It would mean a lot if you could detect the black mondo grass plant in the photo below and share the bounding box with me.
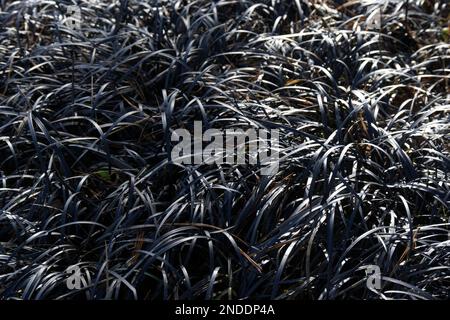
[0,0,448,300]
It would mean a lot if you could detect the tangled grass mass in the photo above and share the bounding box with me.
[0,0,449,300]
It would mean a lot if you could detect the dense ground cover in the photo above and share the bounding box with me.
[0,0,449,299]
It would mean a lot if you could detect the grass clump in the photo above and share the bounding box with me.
[0,0,449,299]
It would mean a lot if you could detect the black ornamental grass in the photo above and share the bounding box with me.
[0,0,449,299]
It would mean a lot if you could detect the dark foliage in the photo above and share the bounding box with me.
[0,0,449,299]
